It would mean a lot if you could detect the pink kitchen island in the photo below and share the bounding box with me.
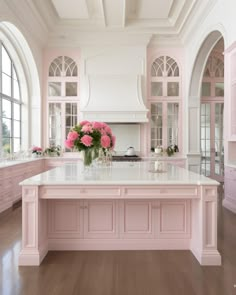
[18,161,221,266]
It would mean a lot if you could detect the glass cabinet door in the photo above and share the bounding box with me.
[150,103,163,149]
[200,102,224,181]
[167,103,179,146]
[49,103,62,146]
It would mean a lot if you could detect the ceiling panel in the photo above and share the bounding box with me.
[136,0,174,19]
[51,0,89,19]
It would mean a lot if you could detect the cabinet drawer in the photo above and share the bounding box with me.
[124,186,198,199]
[40,186,121,199]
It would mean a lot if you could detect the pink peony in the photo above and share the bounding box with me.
[105,126,112,134]
[100,122,107,128]
[32,146,42,152]
[80,120,90,126]
[101,135,111,148]
[92,121,102,129]
[67,131,79,141]
[100,129,106,135]
[111,135,116,149]
[82,124,93,133]
[65,139,74,149]
[81,135,93,147]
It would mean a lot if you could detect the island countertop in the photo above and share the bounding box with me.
[20,161,219,186]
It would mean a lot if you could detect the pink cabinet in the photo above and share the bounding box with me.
[45,199,190,243]
[83,200,119,239]
[157,200,190,239]
[0,160,44,214]
[224,166,236,213]
[48,200,83,239]
[120,200,155,239]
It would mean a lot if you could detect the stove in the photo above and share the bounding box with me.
[112,155,142,162]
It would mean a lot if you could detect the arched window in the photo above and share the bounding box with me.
[47,55,79,150]
[150,55,181,151]
[0,43,21,154]
[49,56,78,77]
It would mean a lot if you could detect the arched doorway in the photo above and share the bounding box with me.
[188,31,225,177]
[200,38,224,181]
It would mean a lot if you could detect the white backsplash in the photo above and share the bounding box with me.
[109,124,140,154]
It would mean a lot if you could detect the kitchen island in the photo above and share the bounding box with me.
[19,161,221,266]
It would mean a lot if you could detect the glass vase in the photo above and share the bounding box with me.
[83,149,94,167]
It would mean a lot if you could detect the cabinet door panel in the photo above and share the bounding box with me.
[120,200,154,239]
[84,200,118,238]
[157,200,190,238]
[48,200,83,238]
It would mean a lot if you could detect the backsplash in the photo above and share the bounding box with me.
[109,124,140,154]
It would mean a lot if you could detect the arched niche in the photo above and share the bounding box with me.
[0,21,41,149]
[188,30,224,172]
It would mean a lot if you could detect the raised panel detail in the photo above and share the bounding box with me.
[158,201,190,238]
[84,200,118,238]
[204,201,216,248]
[48,200,82,238]
[24,202,36,248]
[120,200,154,239]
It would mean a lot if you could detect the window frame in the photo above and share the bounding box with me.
[0,42,22,155]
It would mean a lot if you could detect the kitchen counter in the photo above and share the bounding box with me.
[20,161,218,186]
[19,161,221,267]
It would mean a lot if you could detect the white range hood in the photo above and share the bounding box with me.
[81,74,148,123]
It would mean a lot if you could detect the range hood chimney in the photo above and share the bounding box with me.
[81,74,148,123]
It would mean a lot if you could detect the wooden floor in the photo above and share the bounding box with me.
[1,190,236,295]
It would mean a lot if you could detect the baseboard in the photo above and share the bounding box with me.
[19,244,48,266]
[191,247,222,265]
[48,238,190,251]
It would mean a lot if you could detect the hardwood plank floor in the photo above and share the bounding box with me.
[1,191,236,295]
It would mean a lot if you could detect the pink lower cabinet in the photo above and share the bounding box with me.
[157,200,190,239]
[120,200,154,239]
[83,200,119,239]
[19,183,221,266]
[48,200,83,240]
[223,166,236,213]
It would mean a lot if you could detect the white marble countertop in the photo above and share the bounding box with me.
[20,161,219,186]
[143,154,187,161]
[0,157,43,168]
[0,156,83,169]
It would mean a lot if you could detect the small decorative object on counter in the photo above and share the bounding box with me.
[65,121,115,167]
[44,144,61,157]
[174,145,179,152]
[31,146,43,157]
[166,145,175,157]
[154,146,163,155]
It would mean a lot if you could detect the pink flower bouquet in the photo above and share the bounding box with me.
[31,146,43,155]
[65,121,116,166]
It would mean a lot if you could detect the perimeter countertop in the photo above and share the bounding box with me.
[20,161,219,186]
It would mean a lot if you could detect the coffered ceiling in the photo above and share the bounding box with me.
[30,0,216,45]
